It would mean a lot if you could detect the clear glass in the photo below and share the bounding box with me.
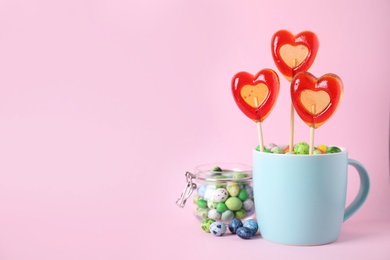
[192,163,255,223]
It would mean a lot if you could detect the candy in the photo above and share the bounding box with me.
[213,188,229,202]
[291,72,343,129]
[238,190,248,201]
[317,144,328,153]
[209,222,227,236]
[228,218,243,234]
[196,208,209,219]
[236,227,253,239]
[257,143,342,155]
[207,199,217,209]
[294,142,309,154]
[225,197,243,211]
[221,210,234,222]
[226,183,240,197]
[197,199,207,208]
[326,146,342,153]
[208,209,221,220]
[271,30,319,81]
[243,219,259,236]
[235,209,246,219]
[242,199,254,211]
[197,185,207,198]
[232,171,248,179]
[232,69,280,122]
[201,218,216,233]
[216,202,227,213]
[203,186,216,201]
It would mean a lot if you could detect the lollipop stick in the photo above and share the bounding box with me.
[254,97,264,152]
[289,59,298,152]
[309,104,316,155]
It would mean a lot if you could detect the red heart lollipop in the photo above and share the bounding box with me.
[232,69,280,122]
[291,72,343,129]
[271,30,319,81]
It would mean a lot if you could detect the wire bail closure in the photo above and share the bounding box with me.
[176,172,197,207]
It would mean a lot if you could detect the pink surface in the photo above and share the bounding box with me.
[0,0,389,259]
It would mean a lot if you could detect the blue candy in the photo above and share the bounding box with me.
[236,227,253,239]
[228,218,243,234]
[243,219,258,236]
[197,184,207,198]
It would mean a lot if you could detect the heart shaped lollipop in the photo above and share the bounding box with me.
[271,30,319,81]
[232,69,280,122]
[291,72,343,129]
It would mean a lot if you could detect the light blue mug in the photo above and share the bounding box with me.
[252,148,370,245]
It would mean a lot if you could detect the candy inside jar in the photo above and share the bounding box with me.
[177,163,255,223]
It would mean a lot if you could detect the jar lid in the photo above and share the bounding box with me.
[193,163,252,182]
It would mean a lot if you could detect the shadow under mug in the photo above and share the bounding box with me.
[252,148,370,246]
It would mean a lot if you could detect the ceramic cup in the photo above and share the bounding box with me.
[252,148,369,245]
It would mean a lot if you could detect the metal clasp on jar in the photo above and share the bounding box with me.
[176,172,197,207]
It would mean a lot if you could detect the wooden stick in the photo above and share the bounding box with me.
[254,97,264,152]
[309,104,316,155]
[289,58,297,152]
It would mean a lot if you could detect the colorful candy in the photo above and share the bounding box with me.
[271,30,319,81]
[194,166,255,222]
[257,142,342,155]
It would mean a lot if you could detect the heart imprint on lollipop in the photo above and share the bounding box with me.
[291,72,343,128]
[279,44,309,68]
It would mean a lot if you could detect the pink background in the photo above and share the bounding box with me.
[0,0,389,259]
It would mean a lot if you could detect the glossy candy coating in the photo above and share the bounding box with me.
[243,219,259,236]
[232,69,280,122]
[228,218,243,234]
[236,227,253,239]
[271,30,319,81]
[291,72,343,129]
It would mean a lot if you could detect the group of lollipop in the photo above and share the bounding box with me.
[232,30,344,154]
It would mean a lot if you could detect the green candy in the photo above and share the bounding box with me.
[256,146,271,153]
[197,199,207,208]
[196,208,209,219]
[294,142,309,154]
[201,218,216,233]
[216,202,227,213]
[238,189,248,201]
[235,209,246,219]
[211,166,222,172]
[326,146,342,153]
[225,197,243,211]
[232,171,248,179]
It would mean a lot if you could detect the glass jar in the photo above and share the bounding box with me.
[176,163,255,223]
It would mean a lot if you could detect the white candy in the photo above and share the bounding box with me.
[208,209,221,220]
[203,186,216,201]
[209,221,227,236]
[243,198,254,211]
[213,188,228,202]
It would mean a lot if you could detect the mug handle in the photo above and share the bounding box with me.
[343,159,370,222]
